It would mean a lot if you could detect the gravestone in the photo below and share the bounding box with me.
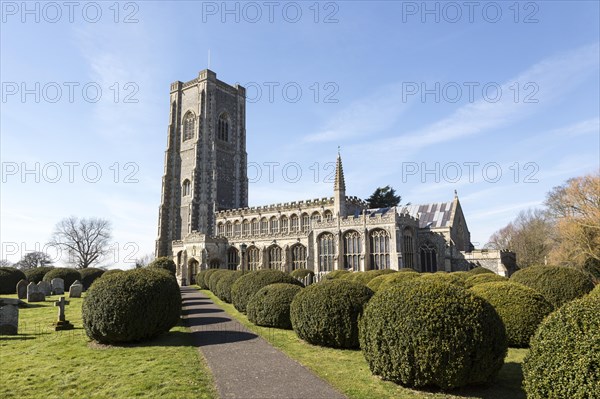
[27,282,45,302]
[0,305,19,335]
[53,297,74,331]
[69,281,83,298]
[51,278,64,295]
[38,280,52,296]
[16,279,28,300]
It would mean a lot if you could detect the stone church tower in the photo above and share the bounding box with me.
[155,70,248,257]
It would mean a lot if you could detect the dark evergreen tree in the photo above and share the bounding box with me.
[366,186,402,208]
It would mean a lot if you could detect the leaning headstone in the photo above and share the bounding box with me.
[68,281,83,298]
[51,278,64,295]
[27,282,45,302]
[0,305,19,335]
[16,279,28,299]
[53,297,74,331]
[37,280,52,296]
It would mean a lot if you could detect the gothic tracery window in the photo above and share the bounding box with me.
[420,243,438,273]
[291,244,307,270]
[218,113,229,142]
[251,218,259,235]
[227,247,239,270]
[343,231,361,271]
[268,245,283,270]
[403,228,414,269]
[280,216,288,234]
[301,214,310,232]
[290,214,299,233]
[182,179,191,196]
[260,217,268,235]
[318,233,335,272]
[247,246,260,270]
[270,216,279,234]
[242,220,250,236]
[370,229,390,270]
[183,112,195,141]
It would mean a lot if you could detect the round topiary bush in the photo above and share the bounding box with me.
[510,266,595,308]
[359,279,507,390]
[102,269,123,277]
[467,266,495,275]
[232,270,304,313]
[464,273,507,288]
[0,267,27,294]
[290,279,373,348]
[348,269,396,285]
[82,268,181,344]
[324,269,351,280]
[470,281,553,347]
[214,271,246,303]
[377,271,422,292]
[247,283,303,329]
[79,268,105,290]
[290,268,315,279]
[24,266,55,284]
[451,271,471,281]
[208,270,231,293]
[523,295,600,399]
[147,257,176,276]
[589,284,600,297]
[200,269,220,290]
[42,267,82,289]
[421,272,466,287]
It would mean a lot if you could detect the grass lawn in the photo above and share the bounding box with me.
[0,293,217,399]
[199,288,528,399]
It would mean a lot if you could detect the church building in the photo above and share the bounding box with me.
[155,70,515,285]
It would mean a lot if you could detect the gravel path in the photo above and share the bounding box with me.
[180,286,347,399]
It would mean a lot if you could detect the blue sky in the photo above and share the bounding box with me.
[1,1,599,266]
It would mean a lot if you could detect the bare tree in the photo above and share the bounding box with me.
[15,251,53,270]
[49,217,112,269]
[135,253,155,269]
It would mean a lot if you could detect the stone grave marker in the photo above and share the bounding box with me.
[38,280,52,296]
[27,282,45,302]
[0,305,19,335]
[51,278,64,295]
[53,297,74,331]
[69,281,83,298]
[16,279,28,299]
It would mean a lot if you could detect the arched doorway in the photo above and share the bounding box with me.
[188,258,199,285]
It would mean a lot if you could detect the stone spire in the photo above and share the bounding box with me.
[334,147,346,191]
[334,149,347,217]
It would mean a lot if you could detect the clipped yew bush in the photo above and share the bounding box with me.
[290,268,314,279]
[196,270,210,289]
[232,270,303,313]
[377,271,421,292]
[324,269,350,280]
[290,279,373,348]
[589,284,600,297]
[82,268,181,344]
[467,266,495,275]
[208,269,231,293]
[348,269,396,285]
[464,273,507,288]
[510,266,594,308]
[43,267,82,289]
[24,266,54,284]
[147,257,176,276]
[471,281,553,347]
[0,267,27,294]
[359,279,507,390]
[102,269,123,277]
[451,271,470,281]
[79,268,105,290]
[247,283,303,329]
[214,271,246,303]
[421,272,466,287]
[523,294,600,399]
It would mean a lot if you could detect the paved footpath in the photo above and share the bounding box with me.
[180,286,347,399]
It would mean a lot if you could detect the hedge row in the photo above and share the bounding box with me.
[231,270,303,313]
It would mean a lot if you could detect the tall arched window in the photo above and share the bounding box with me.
[311,212,321,227]
[268,245,283,270]
[217,222,224,237]
[227,247,239,270]
[225,222,232,237]
[318,233,335,272]
[370,229,390,270]
[242,220,250,236]
[218,113,229,142]
[269,216,279,234]
[182,179,191,196]
[291,244,307,270]
[247,246,260,270]
[324,210,333,222]
[209,259,220,269]
[343,231,361,271]
[290,214,299,233]
[420,243,437,273]
[233,221,241,237]
[260,217,268,235]
[403,228,414,269]
[183,112,195,141]
[301,213,310,232]
[251,218,259,235]
[280,216,288,234]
